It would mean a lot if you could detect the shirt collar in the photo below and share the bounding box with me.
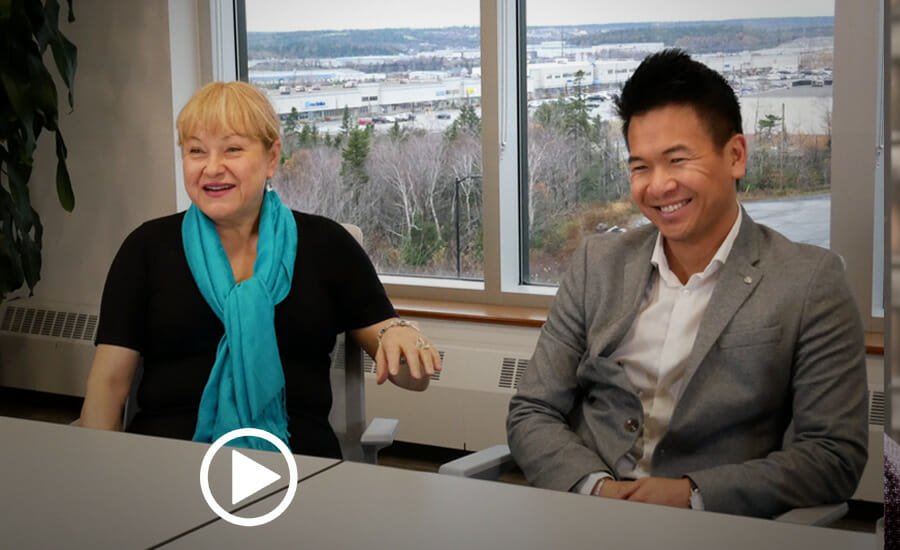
[651,204,743,288]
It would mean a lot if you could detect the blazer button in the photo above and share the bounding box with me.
[625,418,640,432]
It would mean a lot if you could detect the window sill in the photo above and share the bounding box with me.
[391,297,547,328]
[865,332,884,355]
[392,297,886,356]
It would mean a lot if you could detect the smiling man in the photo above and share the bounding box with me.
[506,49,868,518]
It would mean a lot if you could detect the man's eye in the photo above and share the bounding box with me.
[630,165,647,173]
[671,157,686,164]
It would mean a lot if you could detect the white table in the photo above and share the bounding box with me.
[162,459,877,550]
[0,416,339,549]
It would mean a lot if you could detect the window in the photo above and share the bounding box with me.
[244,0,483,281]
[521,1,836,285]
[231,0,883,329]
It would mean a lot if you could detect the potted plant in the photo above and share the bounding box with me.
[0,0,77,301]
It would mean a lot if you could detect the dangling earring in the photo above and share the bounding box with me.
[265,178,273,192]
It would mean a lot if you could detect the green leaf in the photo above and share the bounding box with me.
[20,208,42,291]
[36,0,57,52]
[48,30,76,109]
[55,132,74,211]
[30,55,59,129]
[0,0,77,300]
[0,244,25,298]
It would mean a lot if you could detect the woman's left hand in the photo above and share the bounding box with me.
[352,318,442,391]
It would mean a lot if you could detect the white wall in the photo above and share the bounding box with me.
[25,1,179,307]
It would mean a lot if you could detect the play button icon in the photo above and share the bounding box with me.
[199,428,299,527]
[231,450,282,504]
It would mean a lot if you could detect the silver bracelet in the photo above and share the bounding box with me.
[377,319,419,345]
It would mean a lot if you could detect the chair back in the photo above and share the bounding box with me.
[328,223,368,461]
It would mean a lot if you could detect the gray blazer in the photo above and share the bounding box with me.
[507,210,868,518]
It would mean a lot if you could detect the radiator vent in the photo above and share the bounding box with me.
[0,305,98,341]
[870,390,885,426]
[432,350,445,381]
[498,357,529,389]
[332,338,347,368]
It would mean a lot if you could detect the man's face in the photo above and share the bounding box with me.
[627,104,746,256]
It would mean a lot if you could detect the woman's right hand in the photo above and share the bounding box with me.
[79,344,141,431]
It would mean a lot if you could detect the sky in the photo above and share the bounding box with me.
[245,0,834,33]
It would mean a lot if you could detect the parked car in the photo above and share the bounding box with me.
[436,113,451,120]
[358,118,373,125]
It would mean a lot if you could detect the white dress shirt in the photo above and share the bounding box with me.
[576,207,743,508]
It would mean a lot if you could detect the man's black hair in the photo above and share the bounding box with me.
[614,48,742,149]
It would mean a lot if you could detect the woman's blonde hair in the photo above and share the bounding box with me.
[176,81,281,150]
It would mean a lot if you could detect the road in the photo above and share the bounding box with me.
[742,193,830,249]
[630,193,831,249]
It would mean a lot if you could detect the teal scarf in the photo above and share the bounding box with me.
[183,190,297,451]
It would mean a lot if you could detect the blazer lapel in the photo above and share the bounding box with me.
[610,228,657,349]
[679,210,763,389]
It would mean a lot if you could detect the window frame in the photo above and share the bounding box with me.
[216,0,882,329]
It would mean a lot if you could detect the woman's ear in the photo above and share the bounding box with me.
[267,139,282,177]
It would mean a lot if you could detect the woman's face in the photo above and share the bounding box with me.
[181,129,280,228]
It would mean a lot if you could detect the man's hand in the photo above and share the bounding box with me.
[595,479,635,499]
[595,477,691,508]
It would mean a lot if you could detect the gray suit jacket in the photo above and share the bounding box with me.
[507,210,868,518]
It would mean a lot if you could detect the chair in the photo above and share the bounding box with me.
[439,444,848,526]
[328,330,398,463]
[331,223,399,464]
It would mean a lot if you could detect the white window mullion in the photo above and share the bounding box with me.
[210,0,238,82]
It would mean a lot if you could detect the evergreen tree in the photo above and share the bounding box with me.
[563,70,591,140]
[284,107,301,136]
[340,106,352,136]
[388,120,407,142]
[445,104,481,141]
[341,127,370,187]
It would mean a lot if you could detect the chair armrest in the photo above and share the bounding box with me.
[438,444,514,480]
[360,417,399,464]
[774,502,848,526]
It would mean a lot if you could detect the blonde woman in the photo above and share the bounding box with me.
[80,81,439,457]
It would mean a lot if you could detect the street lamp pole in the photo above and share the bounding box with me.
[454,176,462,279]
[453,174,481,279]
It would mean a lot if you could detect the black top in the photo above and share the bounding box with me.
[96,211,396,458]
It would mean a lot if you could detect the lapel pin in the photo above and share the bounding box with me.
[743,276,753,284]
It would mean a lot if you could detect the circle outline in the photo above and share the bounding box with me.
[199,428,298,527]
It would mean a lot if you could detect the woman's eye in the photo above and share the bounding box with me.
[226,146,242,153]
[189,148,203,154]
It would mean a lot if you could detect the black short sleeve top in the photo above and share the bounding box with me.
[96,211,396,458]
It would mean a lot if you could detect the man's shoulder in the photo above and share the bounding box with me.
[752,221,838,267]
[581,223,657,258]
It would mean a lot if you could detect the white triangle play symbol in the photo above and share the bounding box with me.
[231,449,282,505]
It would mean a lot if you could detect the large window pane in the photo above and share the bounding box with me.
[244,1,483,280]
[522,1,835,285]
